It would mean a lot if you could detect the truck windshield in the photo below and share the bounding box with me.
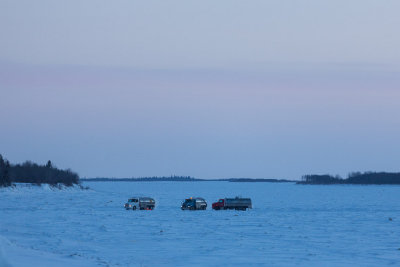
[219,199,223,203]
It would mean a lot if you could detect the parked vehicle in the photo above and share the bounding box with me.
[181,197,207,210]
[212,197,252,210]
[124,197,155,210]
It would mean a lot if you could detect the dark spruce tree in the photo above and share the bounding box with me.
[46,160,52,168]
[0,154,12,187]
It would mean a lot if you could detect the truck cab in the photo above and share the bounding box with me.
[125,198,139,210]
[212,199,225,210]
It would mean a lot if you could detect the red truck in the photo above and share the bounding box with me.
[212,197,252,211]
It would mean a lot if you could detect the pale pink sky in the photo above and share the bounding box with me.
[1,1,400,178]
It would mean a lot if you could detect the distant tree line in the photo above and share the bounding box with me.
[298,172,400,185]
[226,178,292,183]
[0,154,79,187]
[81,176,201,182]
[81,177,294,183]
[299,174,343,184]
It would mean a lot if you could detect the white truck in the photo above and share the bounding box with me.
[124,197,155,210]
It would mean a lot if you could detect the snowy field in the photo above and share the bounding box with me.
[1,181,400,266]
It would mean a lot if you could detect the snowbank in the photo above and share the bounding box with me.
[0,236,12,267]
[0,235,96,267]
[0,183,89,193]
[1,181,399,266]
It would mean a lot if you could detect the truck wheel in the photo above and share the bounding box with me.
[133,206,136,210]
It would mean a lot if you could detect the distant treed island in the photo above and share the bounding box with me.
[298,172,400,185]
[0,154,80,187]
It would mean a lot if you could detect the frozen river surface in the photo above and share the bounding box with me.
[1,181,400,266]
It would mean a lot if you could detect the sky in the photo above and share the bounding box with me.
[1,0,400,179]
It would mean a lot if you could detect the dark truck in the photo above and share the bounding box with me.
[212,197,252,210]
[181,197,207,210]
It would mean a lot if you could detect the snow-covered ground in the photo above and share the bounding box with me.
[1,182,400,266]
